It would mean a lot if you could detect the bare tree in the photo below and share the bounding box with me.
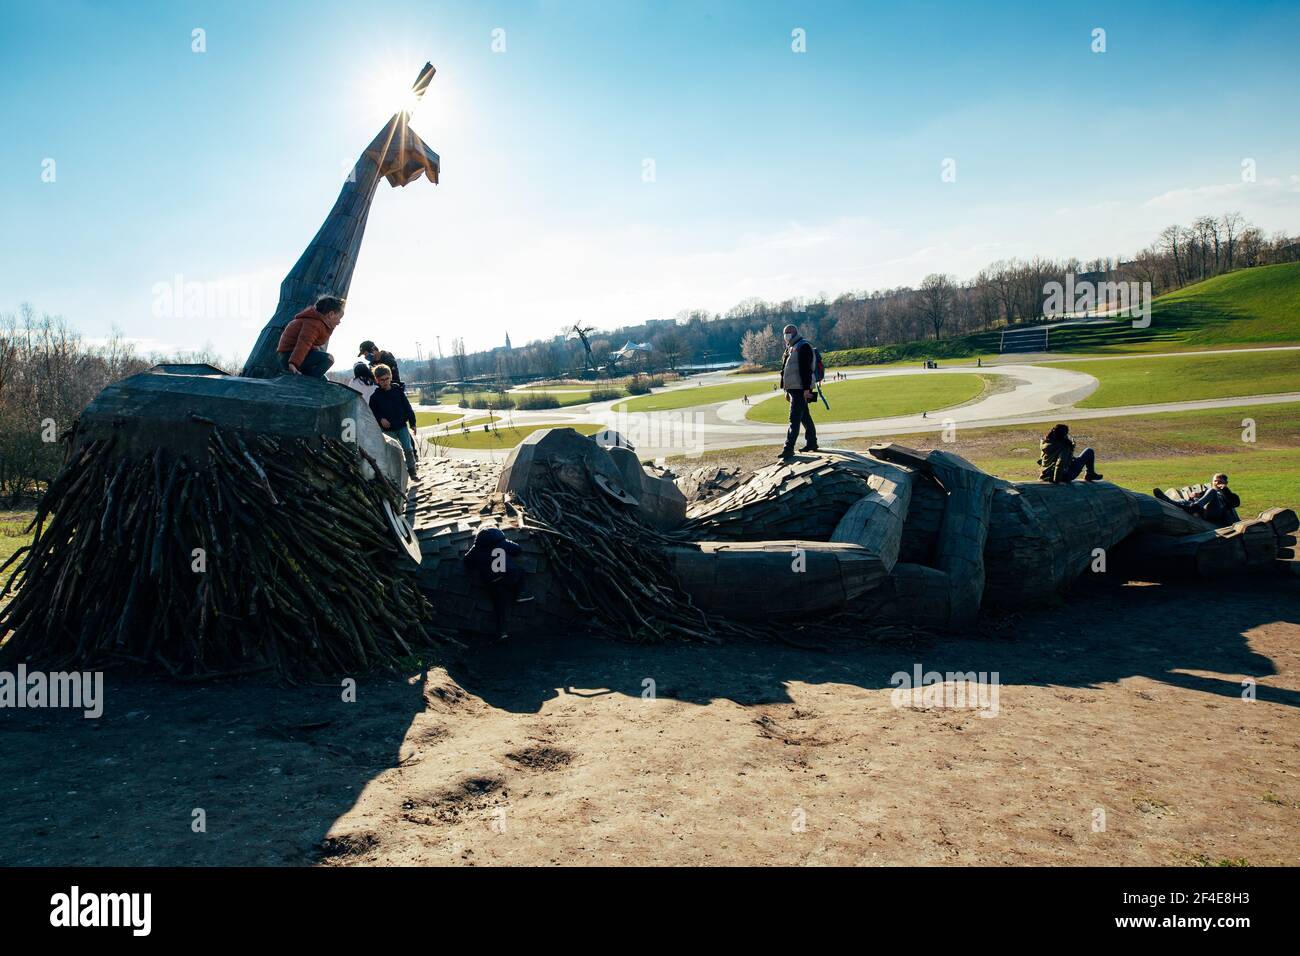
[918,274,956,341]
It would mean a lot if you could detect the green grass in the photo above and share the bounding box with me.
[1045,262,1300,354]
[0,510,34,569]
[745,373,988,423]
[414,410,463,428]
[434,422,604,450]
[615,381,778,413]
[670,401,1300,508]
[1046,350,1300,408]
[515,390,600,407]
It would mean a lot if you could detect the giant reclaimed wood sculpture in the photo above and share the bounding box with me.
[0,65,443,679]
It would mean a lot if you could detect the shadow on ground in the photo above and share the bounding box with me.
[1,575,1295,864]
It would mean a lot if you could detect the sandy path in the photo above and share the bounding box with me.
[7,576,1292,866]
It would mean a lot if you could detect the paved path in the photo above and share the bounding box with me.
[414,345,1300,462]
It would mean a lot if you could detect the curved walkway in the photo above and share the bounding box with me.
[415,346,1300,461]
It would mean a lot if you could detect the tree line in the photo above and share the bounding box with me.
[0,305,236,503]
[435,212,1297,377]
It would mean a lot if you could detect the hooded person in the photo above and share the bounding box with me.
[1037,423,1104,483]
[276,295,345,378]
[462,526,534,640]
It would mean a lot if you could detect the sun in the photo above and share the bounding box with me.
[366,64,426,119]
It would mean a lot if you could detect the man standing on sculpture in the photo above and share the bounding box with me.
[276,295,345,378]
[360,340,402,385]
[778,323,818,460]
[368,363,419,481]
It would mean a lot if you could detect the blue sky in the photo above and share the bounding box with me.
[2,0,1298,358]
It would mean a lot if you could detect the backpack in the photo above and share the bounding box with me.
[811,346,826,384]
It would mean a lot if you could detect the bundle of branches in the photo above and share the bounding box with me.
[519,476,722,643]
[0,425,438,681]
[516,468,925,648]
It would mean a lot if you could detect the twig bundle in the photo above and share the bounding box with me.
[0,425,437,680]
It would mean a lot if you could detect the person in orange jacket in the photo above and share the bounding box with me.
[276,295,345,377]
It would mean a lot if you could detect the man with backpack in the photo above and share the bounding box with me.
[778,323,820,460]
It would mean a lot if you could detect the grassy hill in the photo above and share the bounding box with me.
[1046,261,1300,354]
[823,262,1300,365]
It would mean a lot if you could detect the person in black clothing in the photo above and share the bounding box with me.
[359,340,402,385]
[367,363,419,480]
[1037,423,1103,483]
[1154,473,1241,527]
[462,526,534,640]
[778,323,818,460]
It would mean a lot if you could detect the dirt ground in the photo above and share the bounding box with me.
[2,574,1297,867]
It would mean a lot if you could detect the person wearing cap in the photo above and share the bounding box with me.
[359,340,402,385]
[778,323,818,460]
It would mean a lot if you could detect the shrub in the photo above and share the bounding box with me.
[514,392,561,410]
[587,387,625,402]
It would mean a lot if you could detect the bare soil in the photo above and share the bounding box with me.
[2,574,1296,866]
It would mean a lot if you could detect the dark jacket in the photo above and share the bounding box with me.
[462,527,522,583]
[1191,486,1241,527]
[369,350,402,385]
[780,338,814,391]
[1037,437,1075,483]
[368,382,416,430]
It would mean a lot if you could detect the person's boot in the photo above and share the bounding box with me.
[1152,487,1174,503]
[1084,471,1104,481]
[776,448,795,461]
[799,442,819,452]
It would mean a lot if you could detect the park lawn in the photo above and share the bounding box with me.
[669,401,1300,508]
[615,381,774,413]
[414,410,463,428]
[745,373,988,423]
[975,449,1300,509]
[517,390,599,407]
[1045,349,1300,407]
[0,510,34,570]
[434,421,604,450]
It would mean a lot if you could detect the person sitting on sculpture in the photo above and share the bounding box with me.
[367,363,419,481]
[462,525,534,641]
[360,340,402,385]
[1037,423,1104,483]
[346,361,376,400]
[276,294,344,378]
[1155,473,1241,527]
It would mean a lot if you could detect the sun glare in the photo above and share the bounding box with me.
[367,65,426,119]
